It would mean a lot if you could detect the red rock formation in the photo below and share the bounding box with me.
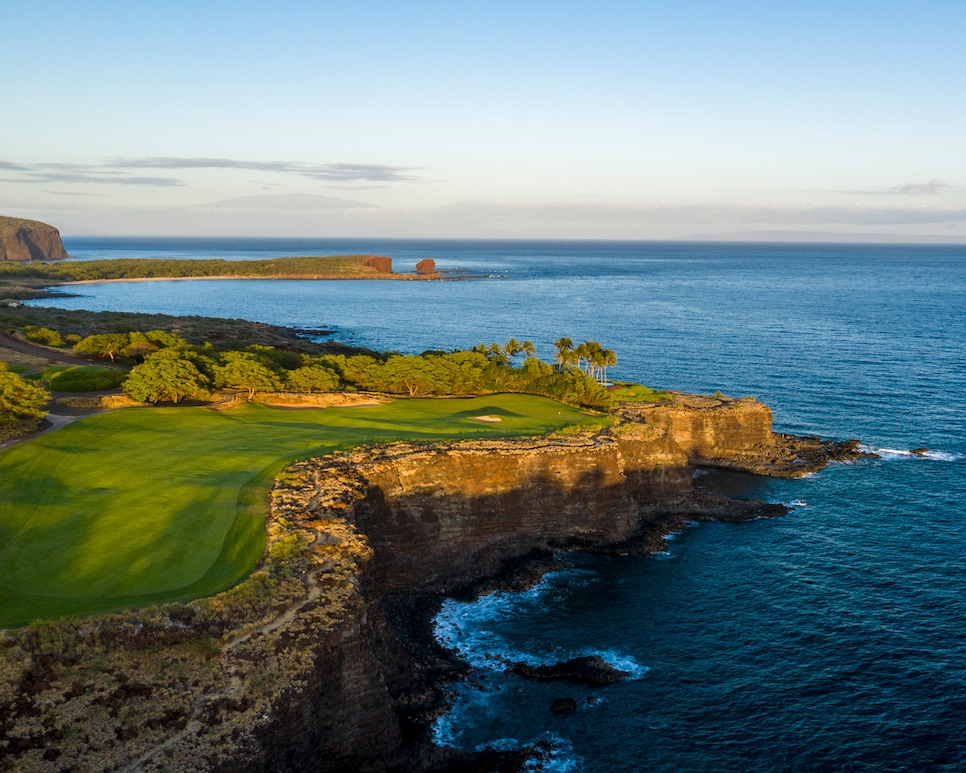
[415,258,436,275]
[363,255,393,273]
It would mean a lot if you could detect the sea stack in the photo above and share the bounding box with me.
[363,255,393,273]
[0,216,70,261]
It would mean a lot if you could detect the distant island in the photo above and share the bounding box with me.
[0,216,69,261]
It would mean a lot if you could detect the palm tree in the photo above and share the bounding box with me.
[573,342,589,374]
[522,340,537,360]
[581,341,603,379]
[589,349,607,383]
[487,342,508,365]
[601,349,617,384]
[504,338,523,364]
[553,337,574,370]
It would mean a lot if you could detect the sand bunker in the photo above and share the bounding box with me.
[469,415,503,422]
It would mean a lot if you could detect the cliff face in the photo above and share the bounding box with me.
[236,402,783,771]
[619,394,776,468]
[0,216,69,261]
[0,396,821,772]
[350,429,690,596]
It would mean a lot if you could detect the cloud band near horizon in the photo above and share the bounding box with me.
[0,157,420,186]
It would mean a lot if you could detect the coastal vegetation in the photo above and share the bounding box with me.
[0,362,50,427]
[0,305,668,625]
[3,306,669,409]
[0,395,608,627]
[0,305,341,353]
[0,255,397,282]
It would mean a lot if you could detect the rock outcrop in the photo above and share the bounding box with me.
[415,258,436,275]
[363,255,393,273]
[0,216,69,261]
[0,395,863,771]
[507,655,631,685]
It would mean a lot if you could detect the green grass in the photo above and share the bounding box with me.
[610,382,674,402]
[0,395,608,627]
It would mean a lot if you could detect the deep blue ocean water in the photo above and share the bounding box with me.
[34,237,966,771]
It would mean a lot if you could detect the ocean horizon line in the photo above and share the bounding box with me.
[59,233,966,247]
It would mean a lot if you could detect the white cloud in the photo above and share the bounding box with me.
[0,157,421,188]
[845,179,953,196]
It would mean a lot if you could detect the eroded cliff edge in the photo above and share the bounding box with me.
[0,396,866,772]
[0,216,69,261]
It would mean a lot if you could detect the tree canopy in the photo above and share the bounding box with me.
[123,352,211,404]
[0,363,50,424]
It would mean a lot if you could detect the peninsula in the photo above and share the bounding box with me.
[0,304,870,770]
[0,388,866,771]
[0,254,444,302]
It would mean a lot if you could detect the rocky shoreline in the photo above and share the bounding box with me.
[0,395,873,771]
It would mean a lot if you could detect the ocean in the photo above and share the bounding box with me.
[32,237,966,771]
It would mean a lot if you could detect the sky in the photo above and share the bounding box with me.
[1,0,964,241]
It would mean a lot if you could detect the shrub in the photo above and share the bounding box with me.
[0,363,50,423]
[24,325,65,347]
[48,366,128,392]
[610,383,673,403]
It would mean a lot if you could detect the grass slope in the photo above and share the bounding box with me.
[0,395,607,627]
[0,255,390,282]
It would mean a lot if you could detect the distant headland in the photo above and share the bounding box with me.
[0,216,69,261]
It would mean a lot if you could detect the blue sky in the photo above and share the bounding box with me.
[1,0,964,239]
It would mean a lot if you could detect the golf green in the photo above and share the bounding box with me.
[0,395,607,627]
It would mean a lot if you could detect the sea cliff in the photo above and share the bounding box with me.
[0,396,862,771]
[0,217,69,262]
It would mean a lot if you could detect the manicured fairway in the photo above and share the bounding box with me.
[0,395,607,627]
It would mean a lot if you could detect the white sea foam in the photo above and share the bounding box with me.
[431,678,505,748]
[521,734,583,773]
[871,447,963,461]
[434,567,597,670]
[578,648,650,680]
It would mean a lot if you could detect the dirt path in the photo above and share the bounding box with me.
[0,331,95,366]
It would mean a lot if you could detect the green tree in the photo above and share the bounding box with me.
[123,332,159,362]
[600,349,618,384]
[573,342,589,374]
[504,338,523,364]
[285,364,339,393]
[73,333,131,363]
[246,344,303,372]
[553,337,576,370]
[521,340,537,360]
[24,326,65,347]
[0,363,50,423]
[144,329,187,349]
[364,355,441,396]
[213,352,281,398]
[123,353,211,404]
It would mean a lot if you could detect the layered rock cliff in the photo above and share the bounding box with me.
[0,396,857,771]
[0,216,69,261]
